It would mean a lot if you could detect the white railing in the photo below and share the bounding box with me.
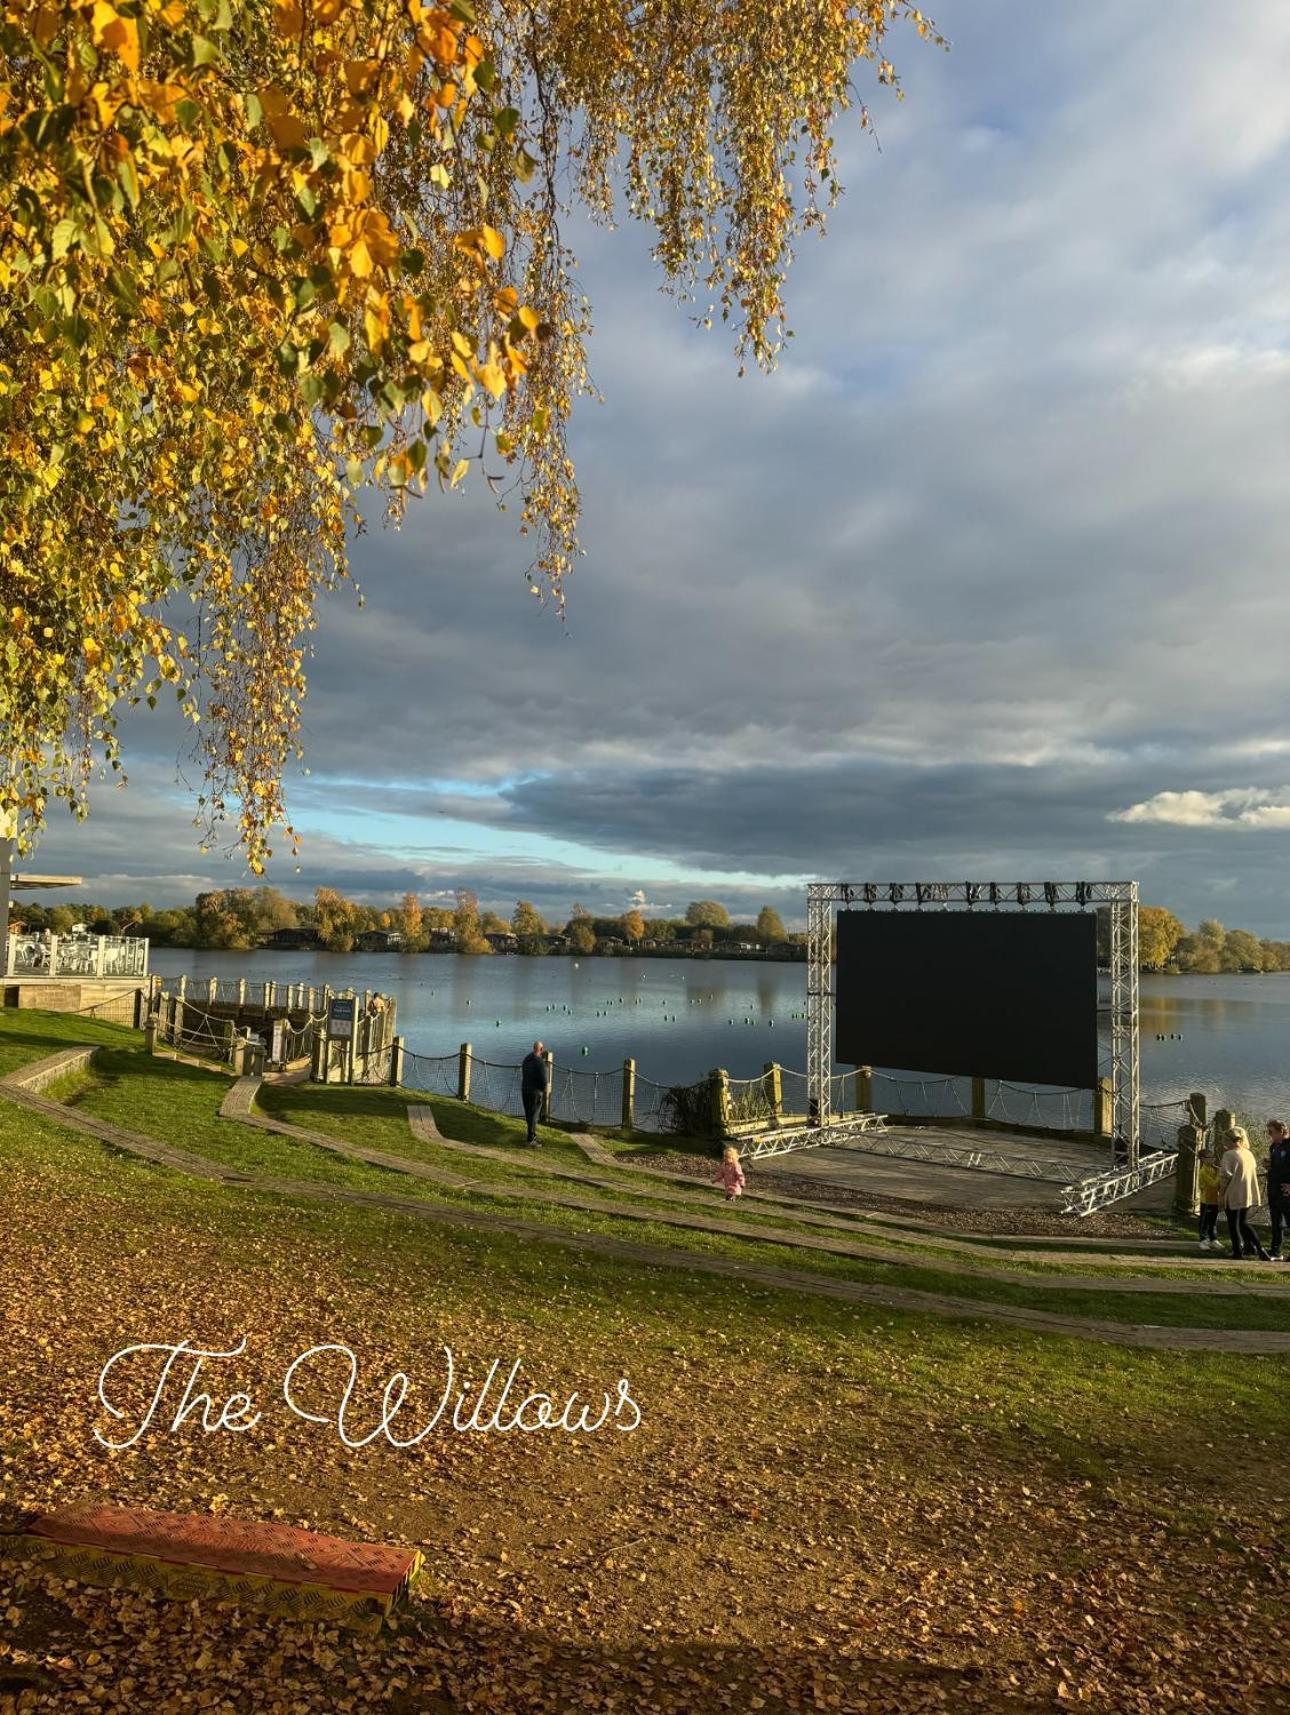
[4,931,149,980]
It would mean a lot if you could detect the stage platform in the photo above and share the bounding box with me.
[751,1123,1172,1213]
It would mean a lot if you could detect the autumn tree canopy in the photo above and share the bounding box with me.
[1,0,937,870]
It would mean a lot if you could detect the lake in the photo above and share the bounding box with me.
[148,950,1290,1140]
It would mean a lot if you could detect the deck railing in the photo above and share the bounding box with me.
[4,931,149,980]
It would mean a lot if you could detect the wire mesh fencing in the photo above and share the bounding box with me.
[399,1048,706,1135]
[465,1056,525,1118]
[549,1063,625,1129]
[725,1071,776,1129]
[1141,1095,1205,1151]
[323,1035,1219,1155]
[870,1071,974,1121]
[274,1011,328,1067]
[401,1049,460,1099]
[154,996,236,1065]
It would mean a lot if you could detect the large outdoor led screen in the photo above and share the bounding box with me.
[834,909,1100,1089]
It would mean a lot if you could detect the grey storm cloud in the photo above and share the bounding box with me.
[23,0,1290,933]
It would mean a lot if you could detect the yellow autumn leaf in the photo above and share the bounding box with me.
[91,3,140,75]
[477,361,506,399]
[480,225,505,261]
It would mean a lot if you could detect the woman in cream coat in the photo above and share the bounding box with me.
[1218,1127,1271,1261]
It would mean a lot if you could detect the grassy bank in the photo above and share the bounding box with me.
[1,1010,1286,1714]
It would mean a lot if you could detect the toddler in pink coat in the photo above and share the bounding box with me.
[713,1144,746,1200]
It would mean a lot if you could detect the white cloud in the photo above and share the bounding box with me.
[1110,788,1290,829]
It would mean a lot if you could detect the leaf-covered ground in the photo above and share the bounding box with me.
[1,1017,1287,1712]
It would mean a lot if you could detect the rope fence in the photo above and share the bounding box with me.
[154,995,237,1065]
[401,1050,459,1099]
[390,1044,1226,1149]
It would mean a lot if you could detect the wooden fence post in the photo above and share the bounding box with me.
[622,1058,636,1134]
[1188,1091,1208,1132]
[856,1065,873,1114]
[1093,1077,1113,1138]
[389,1035,405,1087]
[458,1042,472,1103]
[709,1068,731,1139]
[1174,1123,1202,1218]
[764,1061,782,1125]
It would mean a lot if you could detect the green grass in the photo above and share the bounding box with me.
[34,1039,1289,1332]
[0,1006,142,1077]
[1,1086,1286,1461]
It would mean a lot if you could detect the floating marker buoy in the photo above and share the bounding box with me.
[581,1045,589,1055]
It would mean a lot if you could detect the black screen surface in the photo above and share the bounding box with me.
[834,910,1100,1088]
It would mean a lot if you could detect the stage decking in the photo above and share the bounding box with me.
[752,1124,1171,1212]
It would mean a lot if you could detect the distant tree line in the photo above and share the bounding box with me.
[8,888,798,958]
[18,888,1282,972]
[1135,907,1290,974]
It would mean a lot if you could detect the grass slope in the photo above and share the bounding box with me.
[0,1082,1286,1714]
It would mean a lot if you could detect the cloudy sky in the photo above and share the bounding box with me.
[31,0,1290,930]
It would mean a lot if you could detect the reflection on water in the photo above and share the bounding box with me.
[149,951,1290,1120]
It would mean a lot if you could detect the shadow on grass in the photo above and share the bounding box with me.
[2,1577,1038,1715]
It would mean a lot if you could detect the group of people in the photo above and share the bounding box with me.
[1197,1119,1289,1260]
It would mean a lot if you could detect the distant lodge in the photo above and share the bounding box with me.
[258,926,802,960]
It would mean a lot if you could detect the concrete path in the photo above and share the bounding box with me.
[4,1058,1288,1351]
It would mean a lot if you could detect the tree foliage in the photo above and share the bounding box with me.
[1137,905,1183,970]
[686,899,730,928]
[313,881,357,949]
[0,0,935,871]
[755,904,787,944]
[511,898,544,938]
[397,888,424,948]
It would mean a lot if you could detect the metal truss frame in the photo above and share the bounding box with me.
[1061,1149,1178,1218]
[806,880,1140,1165]
[739,1111,888,1163]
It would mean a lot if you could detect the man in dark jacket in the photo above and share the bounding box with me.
[521,1041,548,1145]
[1266,1119,1290,1259]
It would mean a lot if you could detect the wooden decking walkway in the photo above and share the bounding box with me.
[4,1052,1287,1352]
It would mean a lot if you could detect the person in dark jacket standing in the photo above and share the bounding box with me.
[1265,1118,1290,1260]
[521,1041,548,1145]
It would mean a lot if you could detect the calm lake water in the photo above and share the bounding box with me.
[150,950,1290,1135]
